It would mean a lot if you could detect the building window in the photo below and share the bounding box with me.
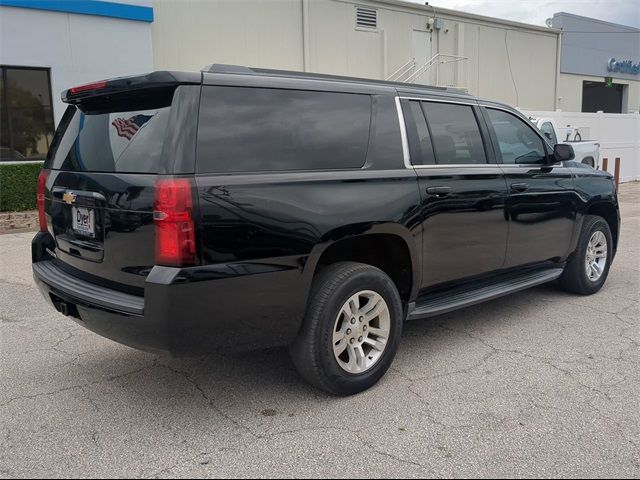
[0,66,55,161]
[582,81,625,114]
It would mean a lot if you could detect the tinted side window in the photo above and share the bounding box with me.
[197,87,372,173]
[540,121,558,145]
[422,102,487,165]
[401,99,435,165]
[487,109,547,165]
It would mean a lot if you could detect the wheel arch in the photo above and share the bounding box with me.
[303,224,421,305]
[586,201,620,253]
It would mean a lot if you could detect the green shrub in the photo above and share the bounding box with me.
[0,162,44,212]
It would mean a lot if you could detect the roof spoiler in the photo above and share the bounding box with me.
[62,71,201,104]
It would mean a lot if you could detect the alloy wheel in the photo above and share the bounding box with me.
[332,290,391,374]
[585,230,607,281]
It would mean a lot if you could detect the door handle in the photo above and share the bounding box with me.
[510,183,529,192]
[426,186,452,197]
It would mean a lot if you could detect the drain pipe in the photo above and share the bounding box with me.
[302,0,310,72]
[554,30,562,110]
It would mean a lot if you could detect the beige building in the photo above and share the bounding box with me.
[152,0,561,110]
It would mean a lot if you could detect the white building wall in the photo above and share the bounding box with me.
[151,0,560,111]
[0,4,154,124]
[152,0,304,73]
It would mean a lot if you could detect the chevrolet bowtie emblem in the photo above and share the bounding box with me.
[62,192,77,205]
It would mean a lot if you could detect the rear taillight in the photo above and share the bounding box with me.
[37,170,49,232]
[154,178,196,267]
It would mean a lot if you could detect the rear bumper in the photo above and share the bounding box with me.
[33,259,173,354]
[32,234,308,355]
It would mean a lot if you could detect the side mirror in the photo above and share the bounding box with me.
[551,143,574,163]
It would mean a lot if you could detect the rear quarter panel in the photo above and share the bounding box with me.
[567,166,619,252]
[193,169,422,348]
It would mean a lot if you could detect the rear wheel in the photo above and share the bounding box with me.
[290,262,403,396]
[559,215,613,295]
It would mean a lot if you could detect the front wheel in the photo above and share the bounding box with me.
[290,262,403,396]
[559,215,613,295]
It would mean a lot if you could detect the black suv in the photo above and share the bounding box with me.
[33,65,620,395]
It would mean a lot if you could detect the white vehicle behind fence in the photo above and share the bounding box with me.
[531,117,600,169]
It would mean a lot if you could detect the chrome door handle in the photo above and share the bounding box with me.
[510,183,529,192]
[426,186,452,197]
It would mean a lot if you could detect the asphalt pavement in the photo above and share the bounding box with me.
[1,183,638,478]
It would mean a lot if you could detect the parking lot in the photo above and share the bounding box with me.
[1,182,638,478]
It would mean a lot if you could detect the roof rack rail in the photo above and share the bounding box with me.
[202,64,255,75]
[201,63,471,95]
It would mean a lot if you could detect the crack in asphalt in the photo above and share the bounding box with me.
[157,363,263,440]
[0,364,155,409]
[434,322,621,402]
[149,425,436,478]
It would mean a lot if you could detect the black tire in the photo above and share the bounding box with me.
[290,262,403,396]
[559,215,613,295]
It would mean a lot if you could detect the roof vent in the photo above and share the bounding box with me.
[356,6,377,30]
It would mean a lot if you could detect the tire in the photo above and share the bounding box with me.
[582,157,595,168]
[290,262,403,396]
[559,215,613,295]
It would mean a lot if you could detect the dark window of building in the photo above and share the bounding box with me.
[197,87,372,173]
[487,109,547,165]
[422,102,487,165]
[0,66,55,161]
[582,81,624,113]
[401,99,435,165]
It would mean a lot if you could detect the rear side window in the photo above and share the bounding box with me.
[46,92,173,174]
[197,86,372,173]
[402,100,435,166]
[422,102,487,165]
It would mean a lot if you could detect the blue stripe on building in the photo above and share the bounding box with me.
[0,0,154,22]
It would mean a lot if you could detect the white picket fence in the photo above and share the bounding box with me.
[521,110,640,183]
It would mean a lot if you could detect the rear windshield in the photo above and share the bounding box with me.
[45,104,170,173]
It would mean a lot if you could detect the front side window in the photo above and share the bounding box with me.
[197,87,372,173]
[540,122,557,145]
[422,102,487,165]
[487,109,547,165]
[0,66,55,161]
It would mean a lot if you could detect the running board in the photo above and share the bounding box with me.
[408,267,564,320]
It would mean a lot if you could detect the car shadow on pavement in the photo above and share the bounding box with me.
[76,284,569,412]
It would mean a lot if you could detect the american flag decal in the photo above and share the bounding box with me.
[111,114,153,140]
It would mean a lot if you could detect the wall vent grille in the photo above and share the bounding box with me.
[356,6,377,29]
